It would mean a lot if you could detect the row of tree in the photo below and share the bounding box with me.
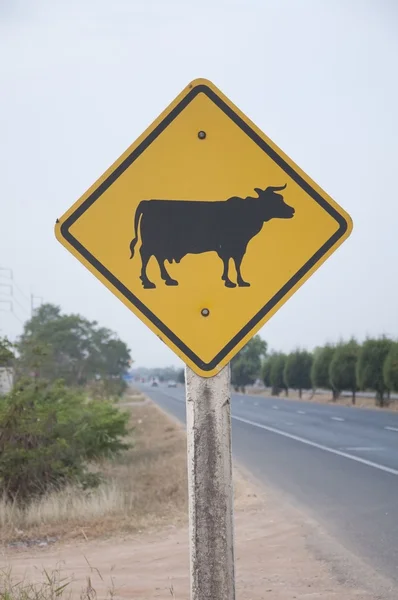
[227,334,398,407]
[263,337,398,406]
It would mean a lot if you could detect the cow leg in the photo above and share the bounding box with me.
[157,258,178,287]
[221,256,236,288]
[234,253,250,287]
[140,247,156,289]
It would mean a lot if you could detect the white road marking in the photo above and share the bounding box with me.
[385,426,398,432]
[232,415,398,476]
[297,410,306,415]
[272,406,279,410]
[331,416,345,421]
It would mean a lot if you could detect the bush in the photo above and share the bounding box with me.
[0,379,131,502]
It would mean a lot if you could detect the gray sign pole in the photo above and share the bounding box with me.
[185,364,236,600]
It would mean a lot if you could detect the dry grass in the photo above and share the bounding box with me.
[0,402,188,545]
[119,387,147,403]
[0,563,119,600]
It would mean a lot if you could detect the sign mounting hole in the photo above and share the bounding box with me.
[201,308,210,317]
[198,131,206,139]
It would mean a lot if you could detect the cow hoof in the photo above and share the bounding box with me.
[165,279,178,286]
[225,280,236,288]
[142,281,156,289]
[238,281,250,288]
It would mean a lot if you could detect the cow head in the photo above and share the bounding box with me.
[254,184,295,221]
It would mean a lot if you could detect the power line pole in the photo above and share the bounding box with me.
[30,294,43,317]
[0,267,41,322]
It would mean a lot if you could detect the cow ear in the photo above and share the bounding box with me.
[254,188,263,196]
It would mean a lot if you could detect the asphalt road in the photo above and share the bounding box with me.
[140,383,398,585]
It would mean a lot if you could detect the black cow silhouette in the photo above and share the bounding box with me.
[129,185,294,289]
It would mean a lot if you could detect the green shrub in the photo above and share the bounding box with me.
[0,379,131,502]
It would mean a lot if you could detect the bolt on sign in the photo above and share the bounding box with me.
[55,79,353,377]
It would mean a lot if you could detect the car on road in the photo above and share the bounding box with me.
[167,380,177,388]
[151,379,158,387]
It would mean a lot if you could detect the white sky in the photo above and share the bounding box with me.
[1,0,397,367]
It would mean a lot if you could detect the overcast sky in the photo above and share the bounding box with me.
[1,0,397,367]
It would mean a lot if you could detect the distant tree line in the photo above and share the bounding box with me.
[262,337,398,407]
[131,365,183,383]
[223,333,398,408]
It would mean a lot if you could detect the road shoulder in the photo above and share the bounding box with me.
[1,399,395,599]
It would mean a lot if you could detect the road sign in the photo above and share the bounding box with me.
[55,78,352,377]
[122,373,134,382]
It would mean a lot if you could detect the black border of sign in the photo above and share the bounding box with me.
[60,84,348,372]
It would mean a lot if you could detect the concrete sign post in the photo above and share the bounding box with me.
[186,365,235,600]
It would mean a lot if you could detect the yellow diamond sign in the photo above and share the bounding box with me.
[55,78,352,377]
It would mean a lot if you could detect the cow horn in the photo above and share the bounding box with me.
[254,188,263,196]
[266,184,287,193]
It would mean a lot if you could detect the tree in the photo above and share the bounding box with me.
[17,304,131,395]
[231,336,267,392]
[270,353,288,396]
[329,340,359,404]
[383,342,398,393]
[357,337,393,407]
[0,379,130,502]
[284,350,313,398]
[0,337,14,367]
[262,357,272,388]
[177,368,185,384]
[311,344,337,400]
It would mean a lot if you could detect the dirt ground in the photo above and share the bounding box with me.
[1,480,388,600]
[1,401,394,599]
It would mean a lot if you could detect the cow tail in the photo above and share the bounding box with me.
[129,201,145,258]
